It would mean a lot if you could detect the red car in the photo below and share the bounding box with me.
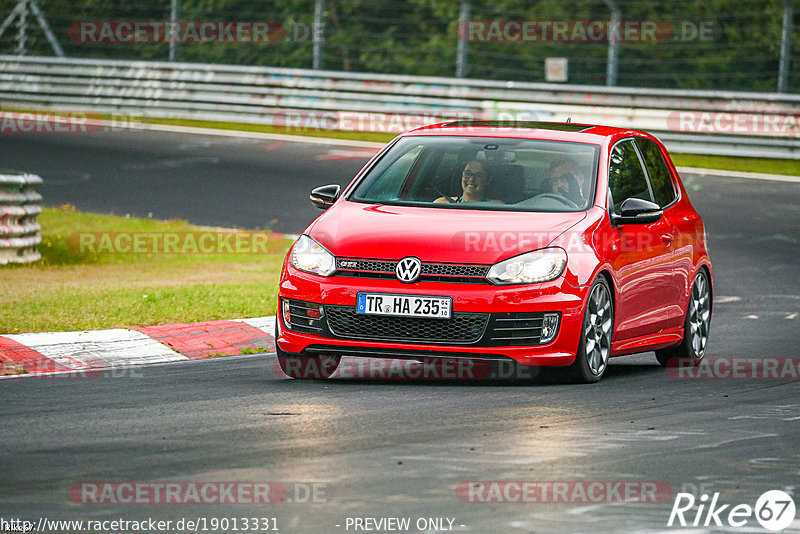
[276,121,712,383]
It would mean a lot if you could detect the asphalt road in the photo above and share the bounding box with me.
[1,128,799,533]
[0,127,373,233]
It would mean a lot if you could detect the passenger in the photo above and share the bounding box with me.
[434,160,502,203]
[548,157,586,206]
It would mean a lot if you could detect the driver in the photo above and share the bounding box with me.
[434,161,502,204]
[548,157,586,206]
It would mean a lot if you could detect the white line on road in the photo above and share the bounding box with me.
[677,166,800,184]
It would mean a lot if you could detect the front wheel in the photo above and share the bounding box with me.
[563,276,614,383]
[277,353,341,379]
[656,269,712,367]
[275,325,340,379]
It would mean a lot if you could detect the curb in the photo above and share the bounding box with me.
[0,316,276,379]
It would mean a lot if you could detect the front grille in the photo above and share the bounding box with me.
[339,259,396,272]
[325,305,489,344]
[335,257,489,284]
[421,263,488,277]
[285,300,559,348]
[487,312,546,346]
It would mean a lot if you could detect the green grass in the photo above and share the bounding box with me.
[139,116,398,144]
[670,153,800,176]
[0,206,289,334]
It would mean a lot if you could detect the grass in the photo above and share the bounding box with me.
[139,116,398,144]
[670,153,800,176]
[0,205,289,334]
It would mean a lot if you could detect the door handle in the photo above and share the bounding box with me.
[661,233,674,245]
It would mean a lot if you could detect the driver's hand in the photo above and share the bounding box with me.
[559,172,584,205]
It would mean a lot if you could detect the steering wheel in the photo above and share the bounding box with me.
[533,192,579,208]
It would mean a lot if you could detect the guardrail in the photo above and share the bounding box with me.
[1,55,800,159]
[0,170,42,265]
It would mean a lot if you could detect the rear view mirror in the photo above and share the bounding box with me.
[611,198,662,225]
[310,184,341,210]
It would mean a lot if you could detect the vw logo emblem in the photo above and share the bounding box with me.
[396,257,422,283]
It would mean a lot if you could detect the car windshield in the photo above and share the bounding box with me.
[349,136,600,212]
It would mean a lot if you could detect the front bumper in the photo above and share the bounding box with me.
[277,265,588,367]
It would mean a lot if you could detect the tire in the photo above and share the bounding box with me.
[563,276,614,383]
[275,324,340,379]
[655,269,712,367]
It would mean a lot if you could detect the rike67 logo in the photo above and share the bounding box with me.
[668,490,796,531]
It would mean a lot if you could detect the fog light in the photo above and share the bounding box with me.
[282,299,291,329]
[540,313,560,344]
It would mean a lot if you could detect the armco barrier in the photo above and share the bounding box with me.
[1,55,800,158]
[0,170,42,265]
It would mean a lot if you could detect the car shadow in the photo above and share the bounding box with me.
[269,356,666,387]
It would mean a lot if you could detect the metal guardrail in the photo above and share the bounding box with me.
[1,55,800,159]
[0,170,42,265]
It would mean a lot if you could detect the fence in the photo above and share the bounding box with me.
[0,0,797,94]
[2,55,800,159]
[0,170,42,265]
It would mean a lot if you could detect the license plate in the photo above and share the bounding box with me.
[356,293,452,319]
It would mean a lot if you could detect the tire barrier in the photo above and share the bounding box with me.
[0,170,42,265]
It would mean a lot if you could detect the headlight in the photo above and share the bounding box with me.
[486,248,567,285]
[291,235,336,276]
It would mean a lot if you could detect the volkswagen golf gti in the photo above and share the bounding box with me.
[275,121,713,383]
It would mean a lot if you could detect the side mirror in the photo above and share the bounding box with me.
[309,184,341,210]
[611,198,663,225]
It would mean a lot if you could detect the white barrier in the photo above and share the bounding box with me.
[1,55,800,158]
[0,171,42,265]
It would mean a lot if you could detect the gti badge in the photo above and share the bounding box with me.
[396,257,422,283]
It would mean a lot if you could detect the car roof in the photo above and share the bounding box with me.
[403,120,650,144]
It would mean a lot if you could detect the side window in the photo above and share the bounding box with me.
[608,140,651,214]
[636,138,677,208]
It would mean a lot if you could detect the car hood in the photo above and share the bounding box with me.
[307,200,587,264]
